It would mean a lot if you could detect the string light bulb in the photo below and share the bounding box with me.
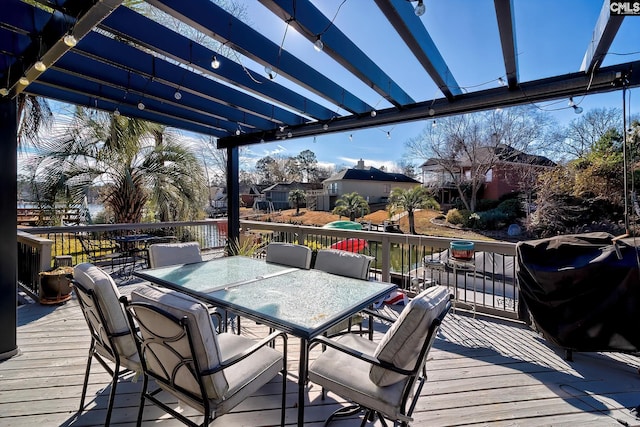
[428,108,435,116]
[370,110,377,117]
[137,101,145,110]
[323,123,329,130]
[63,33,77,47]
[0,88,8,97]
[349,134,353,141]
[432,120,437,128]
[265,65,275,80]
[313,36,324,52]
[211,55,220,69]
[568,97,583,114]
[498,77,506,86]
[235,129,241,136]
[113,108,120,117]
[386,131,391,139]
[414,0,426,16]
[174,90,182,100]
[18,76,29,86]
[34,60,46,72]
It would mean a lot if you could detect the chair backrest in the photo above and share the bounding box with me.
[265,242,312,269]
[147,241,203,268]
[73,263,139,363]
[128,284,229,402]
[314,249,374,279]
[369,285,452,387]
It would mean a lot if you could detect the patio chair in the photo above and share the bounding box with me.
[308,285,453,426]
[147,241,202,268]
[147,241,234,333]
[72,262,142,427]
[313,249,375,336]
[265,242,313,269]
[122,283,287,427]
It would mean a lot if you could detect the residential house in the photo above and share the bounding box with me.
[420,144,555,205]
[256,182,323,211]
[318,159,421,211]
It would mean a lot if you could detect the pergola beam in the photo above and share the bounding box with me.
[581,0,624,73]
[494,0,519,89]
[218,60,640,147]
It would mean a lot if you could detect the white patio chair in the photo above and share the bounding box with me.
[122,284,287,427]
[313,249,375,336]
[72,262,142,427]
[308,285,453,426]
[265,242,312,269]
[147,241,234,334]
[147,241,202,268]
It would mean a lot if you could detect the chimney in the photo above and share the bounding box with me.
[356,159,365,170]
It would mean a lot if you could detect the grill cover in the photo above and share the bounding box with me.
[516,232,640,353]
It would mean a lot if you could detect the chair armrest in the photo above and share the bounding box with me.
[360,308,397,323]
[309,335,414,376]
[204,330,288,375]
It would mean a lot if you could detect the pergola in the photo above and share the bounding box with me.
[1,0,639,359]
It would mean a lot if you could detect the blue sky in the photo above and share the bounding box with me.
[229,0,640,172]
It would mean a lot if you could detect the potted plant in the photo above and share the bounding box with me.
[38,266,74,305]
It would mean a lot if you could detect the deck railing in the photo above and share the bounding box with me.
[18,218,521,320]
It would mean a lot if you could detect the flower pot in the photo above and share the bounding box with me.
[39,266,73,305]
[450,241,475,261]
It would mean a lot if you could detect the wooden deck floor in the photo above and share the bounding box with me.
[3,285,640,426]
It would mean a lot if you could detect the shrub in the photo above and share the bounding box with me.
[478,210,510,230]
[496,198,523,219]
[476,199,499,212]
[445,208,464,225]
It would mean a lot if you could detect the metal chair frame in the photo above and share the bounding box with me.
[73,280,137,427]
[122,299,288,427]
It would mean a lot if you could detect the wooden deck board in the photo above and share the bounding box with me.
[2,288,640,426]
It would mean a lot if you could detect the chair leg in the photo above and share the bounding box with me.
[280,361,287,426]
[104,361,121,427]
[136,374,148,427]
[78,344,95,414]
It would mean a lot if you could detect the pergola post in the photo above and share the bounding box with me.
[226,146,240,254]
[0,98,18,361]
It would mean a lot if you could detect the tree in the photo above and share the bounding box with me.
[296,149,318,182]
[332,192,369,221]
[406,106,554,212]
[29,107,208,223]
[388,186,437,234]
[559,107,623,159]
[288,189,306,215]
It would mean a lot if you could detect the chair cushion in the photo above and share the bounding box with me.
[309,334,409,422]
[265,242,312,269]
[148,242,202,268]
[131,284,229,399]
[370,285,451,386]
[73,263,138,361]
[314,249,373,279]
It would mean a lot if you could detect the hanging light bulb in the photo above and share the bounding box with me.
[414,0,426,16]
[568,97,576,107]
[349,134,353,141]
[313,36,324,52]
[323,123,329,130]
[498,77,506,86]
[432,120,437,128]
[572,105,583,114]
[386,131,391,139]
[63,33,77,47]
[287,131,293,138]
[370,110,377,117]
[265,65,275,80]
[235,129,241,136]
[174,90,182,100]
[113,108,120,117]
[0,88,8,97]
[137,101,145,110]
[428,108,435,116]
[34,60,46,72]
[18,76,29,86]
[211,55,220,69]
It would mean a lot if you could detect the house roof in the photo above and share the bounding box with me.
[261,181,322,193]
[419,144,556,168]
[324,167,420,184]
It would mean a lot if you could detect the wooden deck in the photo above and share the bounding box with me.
[3,285,640,427]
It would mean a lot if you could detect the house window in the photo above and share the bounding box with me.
[327,182,338,194]
[384,184,391,194]
[486,169,493,182]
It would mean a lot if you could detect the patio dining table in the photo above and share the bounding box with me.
[134,256,396,426]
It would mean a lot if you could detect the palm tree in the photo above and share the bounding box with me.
[288,189,306,215]
[388,186,438,234]
[332,192,369,221]
[30,107,207,223]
